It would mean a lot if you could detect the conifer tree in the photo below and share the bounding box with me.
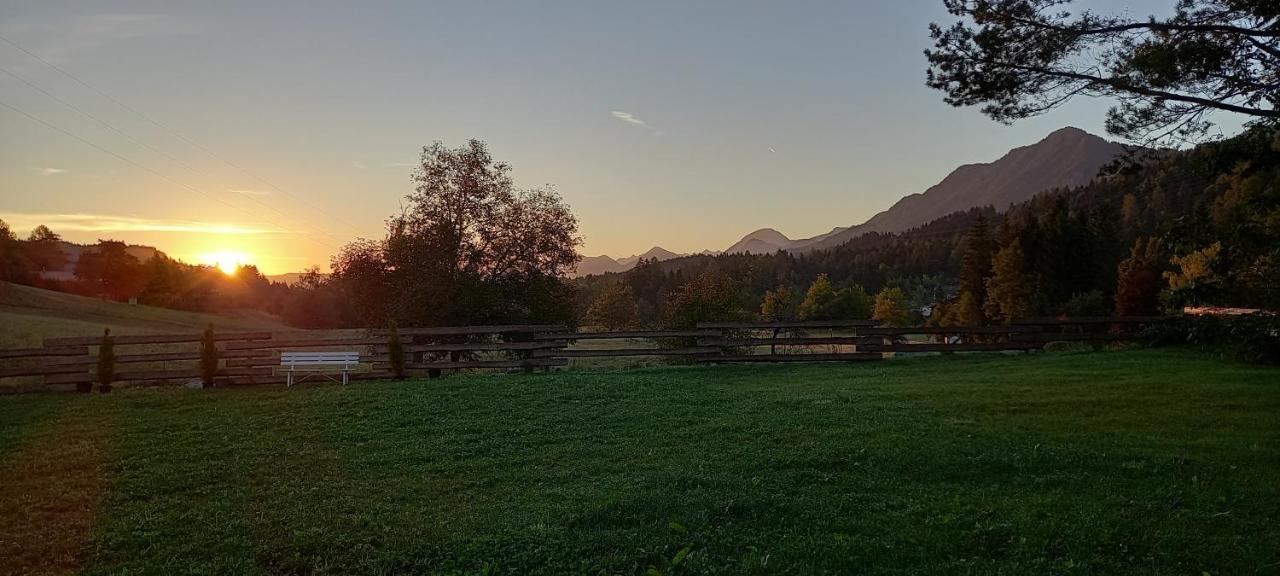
[97,328,115,393]
[984,240,1035,323]
[199,324,219,388]
[958,214,994,317]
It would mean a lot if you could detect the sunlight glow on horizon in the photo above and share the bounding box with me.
[201,251,253,276]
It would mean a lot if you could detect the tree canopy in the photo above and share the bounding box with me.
[927,0,1279,144]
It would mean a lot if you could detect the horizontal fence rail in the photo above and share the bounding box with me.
[0,317,1168,390]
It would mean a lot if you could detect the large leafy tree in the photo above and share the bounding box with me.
[75,240,144,300]
[333,139,582,327]
[927,0,1280,144]
[25,225,68,274]
[0,219,27,282]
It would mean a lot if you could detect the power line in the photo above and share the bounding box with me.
[0,32,371,240]
[0,96,342,258]
[0,63,352,249]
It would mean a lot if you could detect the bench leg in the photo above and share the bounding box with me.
[342,370,349,386]
[287,370,293,387]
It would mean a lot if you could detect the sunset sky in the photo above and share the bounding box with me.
[1,0,1226,274]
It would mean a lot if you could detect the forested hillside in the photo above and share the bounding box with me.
[576,127,1279,328]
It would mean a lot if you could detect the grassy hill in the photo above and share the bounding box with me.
[0,282,293,348]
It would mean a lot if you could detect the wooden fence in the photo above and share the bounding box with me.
[0,317,1166,390]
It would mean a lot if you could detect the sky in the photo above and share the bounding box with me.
[0,0,1225,274]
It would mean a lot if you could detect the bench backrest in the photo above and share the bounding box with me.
[280,351,360,366]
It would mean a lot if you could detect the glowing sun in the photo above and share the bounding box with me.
[204,251,251,275]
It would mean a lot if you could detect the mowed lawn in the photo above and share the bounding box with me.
[1,349,1277,575]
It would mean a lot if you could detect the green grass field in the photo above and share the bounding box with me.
[1,348,1277,575]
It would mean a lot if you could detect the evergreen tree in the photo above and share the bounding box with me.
[984,240,1035,323]
[97,328,115,393]
[387,322,406,379]
[200,324,219,388]
[958,213,994,317]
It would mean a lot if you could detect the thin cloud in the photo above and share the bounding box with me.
[352,161,367,170]
[36,167,66,176]
[611,110,648,127]
[0,212,284,235]
[382,161,415,168]
[229,188,271,196]
[611,110,663,136]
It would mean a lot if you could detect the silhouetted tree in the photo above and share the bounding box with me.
[97,328,115,393]
[200,324,218,388]
[75,240,144,300]
[927,0,1280,144]
[24,225,67,274]
[337,139,582,327]
[0,219,27,282]
[957,212,994,319]
[387,322,406,379]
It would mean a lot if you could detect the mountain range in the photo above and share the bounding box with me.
[572,127,1127,276]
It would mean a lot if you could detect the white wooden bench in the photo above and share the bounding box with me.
[280,351,360,386]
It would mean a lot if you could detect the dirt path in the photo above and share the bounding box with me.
[0,402,111,576]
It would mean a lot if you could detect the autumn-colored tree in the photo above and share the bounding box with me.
[799,274,872,320]
[585,282,640,330]
[1164,241,1223,307]
[759,286,800,323]
[942,290,984,327]
[799,274,836,320]
[1115,237,1164,316]
[984,240,1035,323]
[872,287,912,326]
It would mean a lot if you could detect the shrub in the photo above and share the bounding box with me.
[388,322,406,379]
[1142,314,1280,364]
[97,328,115,393]
[200,324,219,388]
[1063,290,1110,317]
